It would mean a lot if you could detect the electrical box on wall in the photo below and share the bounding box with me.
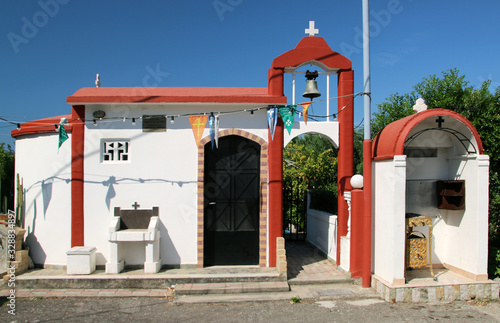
[436,180,465,210]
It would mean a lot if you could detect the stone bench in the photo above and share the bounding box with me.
[105,206,161,274]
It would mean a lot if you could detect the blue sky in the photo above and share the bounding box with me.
[1,0,499,145]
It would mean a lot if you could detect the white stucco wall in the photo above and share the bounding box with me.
[406,147,449,267]
[437,154,489,275]
[82,103,270,266]
[284,121,339,148]
[306,209,337,262]
[372,155,407,284]
[406,148,450,180]
[13,103,275,268]
[15,133,73,266]
[374,150,489,283]
[405,125,489,277]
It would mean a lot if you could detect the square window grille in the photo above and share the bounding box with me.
[103,140,129,162]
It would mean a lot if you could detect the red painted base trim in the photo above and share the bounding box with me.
[350,189,364,278]
[362,139,373,288]
[336,70,354,265]
[71,105,85,247]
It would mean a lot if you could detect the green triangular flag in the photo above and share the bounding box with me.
[279,105,296,135]
[58,124,68,150]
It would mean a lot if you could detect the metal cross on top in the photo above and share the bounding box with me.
[132,202,140,210]
[305,21,319,37]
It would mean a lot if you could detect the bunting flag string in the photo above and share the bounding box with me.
[58,123,68,151]
[279,105,296,135]
[209,113,220,149]
[189,115,208,147]
[267,107,278,140]
[3,92,367,132]
[214,115,220,148]
[7,92,368,147]
[299,102,311,125]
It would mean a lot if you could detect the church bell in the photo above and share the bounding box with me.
[302,70,321,100]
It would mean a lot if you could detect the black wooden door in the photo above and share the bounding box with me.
[204,135,260,266]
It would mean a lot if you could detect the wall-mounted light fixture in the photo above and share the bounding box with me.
[92,110,106,119]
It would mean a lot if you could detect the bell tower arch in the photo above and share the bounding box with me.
[267,29,354,266]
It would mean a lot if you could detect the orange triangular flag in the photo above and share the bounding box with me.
[189,115,208,146]
[299,102,311,125]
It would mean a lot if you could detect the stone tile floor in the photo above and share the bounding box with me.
[15,265,279,279]
[286,240,353,284]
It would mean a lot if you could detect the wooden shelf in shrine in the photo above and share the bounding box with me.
[436,180,465,210]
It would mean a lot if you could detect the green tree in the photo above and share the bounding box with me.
[372,92,418,136]
[0,143,15,213]
[284,134,337,191]
[353,127,364,175]
[372,68,500,277]
[283,134,338,224]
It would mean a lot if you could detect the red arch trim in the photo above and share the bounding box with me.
[372,109,484,160]
[271,37,351,70]
[196,129,268,267]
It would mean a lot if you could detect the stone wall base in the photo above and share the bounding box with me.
[372,275,499,303]
[276,237,287,280]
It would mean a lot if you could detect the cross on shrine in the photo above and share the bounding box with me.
[436,116,445,128]
[305,21,319,37]
[132,202,140,210]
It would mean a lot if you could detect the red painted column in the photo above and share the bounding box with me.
[350,189,364,278]
[268,119,284,267]
[268,68,284,97]
[337,70,354,265]
[71,105,85,247]
[267,67,284,267]
[362,139,373,287]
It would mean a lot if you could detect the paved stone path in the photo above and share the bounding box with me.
[286,240,352,284]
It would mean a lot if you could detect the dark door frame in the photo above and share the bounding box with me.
[203,135,261,266]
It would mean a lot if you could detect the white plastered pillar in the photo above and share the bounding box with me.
[475,155,490,277]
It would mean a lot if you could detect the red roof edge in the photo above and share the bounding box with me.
[66,87,287,104]
[11,114,73,138]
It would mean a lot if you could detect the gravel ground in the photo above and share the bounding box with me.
[1,297,500,322]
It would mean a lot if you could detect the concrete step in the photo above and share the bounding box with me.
[175,281,290,296]
[11,268,285,290]
[287,275,357,286]
[14,277,171,290]
[173,283,381,305]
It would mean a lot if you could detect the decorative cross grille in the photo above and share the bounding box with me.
[103,140,129,162]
